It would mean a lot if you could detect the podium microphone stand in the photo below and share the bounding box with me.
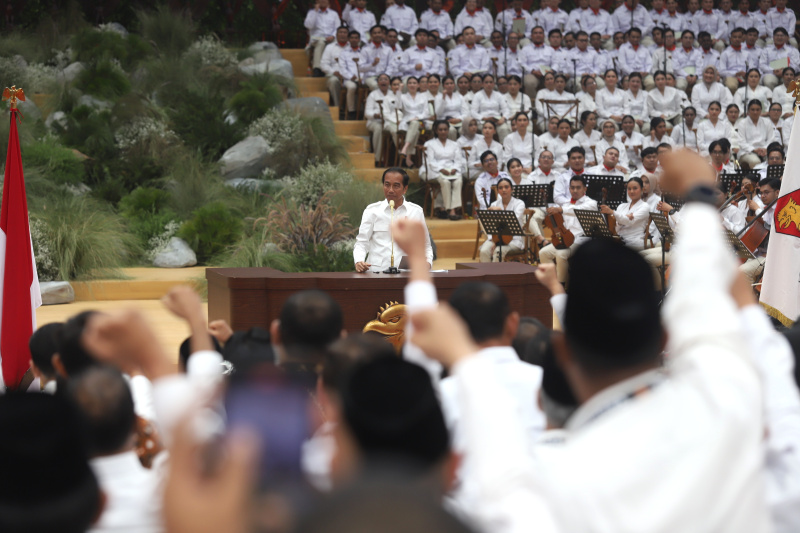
[383,199,401,274]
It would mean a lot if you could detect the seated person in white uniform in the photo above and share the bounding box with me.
[600,176,651,251]
[354,168,434,272]
[479,177,527,262]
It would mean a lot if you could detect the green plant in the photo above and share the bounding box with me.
[284,160,354,208]
[71,27,151,70]
[332,179,385,228]
[168,87,244,160]
[164,150,228,218]
[178,202,242,263]
[74,60,131,99]
[291,241,356,272]
[56,105,117,161]
[228,84,283,126]
[118,187,178,245]
[30,195,140,280]
[22,137,85,185]
[137,6,196,57]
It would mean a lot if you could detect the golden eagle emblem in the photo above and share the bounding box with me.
[2,86,25,110]
[363,301,407,353]
[777,197,800,233]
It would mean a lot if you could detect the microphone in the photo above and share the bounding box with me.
[383,200,400,274]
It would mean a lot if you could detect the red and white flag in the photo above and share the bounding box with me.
[0,108,41,390]
[760,102,800,326]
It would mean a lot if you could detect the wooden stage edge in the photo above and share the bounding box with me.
[207,262,551,334]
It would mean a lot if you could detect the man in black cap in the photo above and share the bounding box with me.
[0,393,104,533]
[405,149,774,532]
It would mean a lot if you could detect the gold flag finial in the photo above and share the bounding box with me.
[2,86,25,110]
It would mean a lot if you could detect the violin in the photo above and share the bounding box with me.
[483,188,514,246]
[600,187,618,236]
[737,197,777,255]
[544,207,575,249]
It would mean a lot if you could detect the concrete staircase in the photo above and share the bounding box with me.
[282,48,479,264]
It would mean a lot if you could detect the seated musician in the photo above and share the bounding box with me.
[640,197,682,290]
[709,139,735,177]
[715,183,747,234]
[587,146,626,177]
[628,146,661,181]
[737,174,764,219]
[538,175,599,283]
[474,150,510,209]
[755,145,785,180]
[479,177,526,262]
[600,176,651,250]
[354,168,433,273]
[739,177,779,284]
[553,146,587,205]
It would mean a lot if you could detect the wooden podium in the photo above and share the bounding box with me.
[206,263,552,333]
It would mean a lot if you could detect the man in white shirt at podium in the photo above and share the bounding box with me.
[354,168,433,272]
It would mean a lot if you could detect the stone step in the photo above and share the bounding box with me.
[283,48,309,77]
[329,106,339,119]
[340,135,371,151]
[427,218,480,240]
[348,152,375,168]
[295,76,327,92]
[334,120,368,136]
[435,238,481,258]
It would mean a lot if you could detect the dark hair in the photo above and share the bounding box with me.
[650,116,666,130]
[604,69,618,78]
[513,111,529,122]
[653,70,666,80]
[337,25,349,33]
[558,118,572,129]
[433,118,449,132]
[708,100,722,111]
[322,334,396,392]
[369,24,383,34]
[621,114,635,124]
[683,106,696,115]
[747,98,762,110]
[628,176,644,190]
[66,366,136,456]
[548,28,562,37]
[580,110,595,125]
[628,72,642,81]
[481,73,494,83]
[570,175,587,187]
[657,142,673,151]
[745,26,758,35]
[29,323,63,379]
[698,31,711,40]
[727,103,740,112]
[628,27,642,36]
[56,311,100,377]
[508,75,522,84]
[767,146,785,159]
[567,146,586,158]
[443,74,455,84]
[497,177,514,189]
[480,150,497,163]
[219,327,272,379]
[770,102,783,111]
[415,28,430,37]
[348,30,361,38]
[731,26,745,36]
[640,146,658,158]
[773,26,788,37]
[178,334,224,372]
[576,30,588,39]
[682,29,695,39]
[507,157,523,169]
[514,316,549,363]
[760,177,781,190]
[279,289,344,362]
[708,139,727,154]
[382,167,410,186]
[449,282,510,343]
[783,67,797,76]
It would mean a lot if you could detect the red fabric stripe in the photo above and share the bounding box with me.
[0,109,34,390]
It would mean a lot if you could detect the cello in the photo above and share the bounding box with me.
[543,206,575,250]
[600,187,618,236]
[483,188,513,246]
[737,195,777,254]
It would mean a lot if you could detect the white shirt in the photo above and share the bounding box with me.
[434,92,465,122]
[553,168,586,205]
[719,45,749,78]
[448,44,490,78]
[354,199,432,269]
[695,9,727,40]
[360,41,392,78]
[344,8,377,41]
[670,121,699,150]
[697,47,721,71]
[642,132,675,150]
[471,90,510,122]
[530,167,558,185]
[560,194,599,243]
[503,131,539,169]
[765,7,796,38]
[423,138,463,176]
[580,8,614,36]
[504,92,532,119]
[496,8,534,36]
[773,83,796,117]
[739,116,774,153]
[616,130,646,168]
[647,87,682,120]
[613,199,651,249]
[90,451,165,533]
[595,87,629,121]
[731,10,765,36]
[611,3,654,35]
[734,85,772,118]
[573,129,602,166]
[587,163,625,177]
[567,48,600,78]
[472,137,504,171]
[660,11,693,33]
[596,136,630,169]
[624,89,649,122]
[618,43,653,76]
[519,43,554,75]
[399,91,430,128]
[454,9,492,38]
[304,8,341,39]
[550,136,580,169]
[536,89,577,121]
[670,47,702,81]
[696,117,739,156]
[494,46,524,77]
[338,46,367,81]
[380,4,419,35]
[535,7,569,35]
[691,82,733,119]
[576,90,598,117]
[402,45,441,77]
[478,197,528,250]
[365,88,401,128]
[320,41,348,76]
[445,204,771,533]
[721,204,746,234]
[419,8,454,40]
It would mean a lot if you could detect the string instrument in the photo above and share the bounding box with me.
[717,179,740,212]
[544,206,575,250]
[483,188,513,246]
[600,187,618,236]
[737,197,778,254]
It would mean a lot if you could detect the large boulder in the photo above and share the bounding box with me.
[102,22,128,36]
[45,110,68,131]
[267,58,293,81]
[252,49,282,64]
[62,62,85,83]
[281,97,334,130]
[77,94,111,111]
[39,281,75,305]
[17,99,42,122]
[225,178,269,190]
[248,41,279,52]
[239,62,268,76]
[219,136,271,180]
[153,237,197,268]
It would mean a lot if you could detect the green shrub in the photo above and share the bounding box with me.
[56,105,117,161]
[118,187,178,245]
[165,150,228,218]
[284,160,354,208]
[221,235,296,269]
[168,87,244,160]
[333,179,385,228]
[228,84,283,125]
[74,60,131,99]
[22,137,85,185]
[30,195,140,280]
[291,241,355,272]
[178,202,242,263]
[71,28,151,70]
[138,6,196,57]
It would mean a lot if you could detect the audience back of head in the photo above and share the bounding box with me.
[449,282,511,343]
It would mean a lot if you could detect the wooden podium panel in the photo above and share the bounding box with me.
[206,263,552,333]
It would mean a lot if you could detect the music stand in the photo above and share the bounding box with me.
[767,164,785,180]
[583,175,626,209]
[546,181,555,204]
[574,209,616,239]
[477,209,525,262]
[660,192,685,211]
[650,212,674,299]
[718,172,758,195]
[513,184,549,208]
[723,229,755,261]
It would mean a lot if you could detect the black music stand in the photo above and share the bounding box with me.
[719,172,758,195]
[724,229,755,261]
[583,175,626,209]
[546,181,555,204]
[574,209,616,239]
[650,212,674,299]
[477,209,525,262]
[513,184,549,208]
[767,164,785,180]
[660,193,685,211]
